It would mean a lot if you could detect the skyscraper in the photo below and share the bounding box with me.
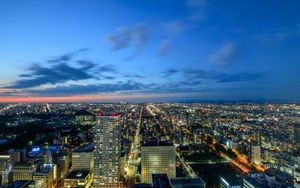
[141,141,176,184]
[93,111,121,188]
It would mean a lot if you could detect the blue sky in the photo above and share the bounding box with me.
[0,0,300,102]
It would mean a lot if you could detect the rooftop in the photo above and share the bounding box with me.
[73,143,93,152]
[142,141,174,147]
[65,170,90,179]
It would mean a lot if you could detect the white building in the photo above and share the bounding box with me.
[141,141,176,183]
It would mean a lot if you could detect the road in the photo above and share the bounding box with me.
[124,106,143,188]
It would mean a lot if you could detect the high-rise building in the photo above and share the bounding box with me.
[141,141,176,184]
[0,154,13,185]
[93,111,121,188]
[251,145,261,165]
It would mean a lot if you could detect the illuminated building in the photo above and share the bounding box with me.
[0,154,13,185]
[64,170,92,188]
[33,164,57,188]
[57,153,69,179]
[72,143,94,172]
[219,175,242,188]
[12,163,36,181]
[251,145,261,165]
[93,111,121,188]
[141,141,176,184]
[75,110,95,122]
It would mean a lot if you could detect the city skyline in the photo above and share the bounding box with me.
[1,0,300,102]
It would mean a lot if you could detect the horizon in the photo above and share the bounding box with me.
[1,0,300,102]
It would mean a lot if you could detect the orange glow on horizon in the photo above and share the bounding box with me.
[0,92,198,103]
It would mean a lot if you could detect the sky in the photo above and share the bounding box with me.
[0,0,300,102]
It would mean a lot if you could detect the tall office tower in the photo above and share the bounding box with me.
[0,154,13,185]
[141,141,176,184]
[251,145,261,165]
[93,111,121,188]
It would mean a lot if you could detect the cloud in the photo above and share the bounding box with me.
[184,69,261,83]
[106,26,131,50]
[47,53,74,63]
[5,62,97,89]
[29,81,148,95]
[106,23,149,60]
[186,0,206,21]
[98,65,117,73]
[77,60,97,69]
[47,48,90,63]
[158,39,171,56]
[123,74,145,79]
[253,27,300,43]
[165,20,186,35]
[210,43,237,66]
[162,68,179,77]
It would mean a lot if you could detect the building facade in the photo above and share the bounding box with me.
[0,154,13,185]
[251,145,261,165]
[141,141,176,184]
[93,112,121,188]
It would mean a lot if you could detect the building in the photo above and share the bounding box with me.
[251,145,261,165]
[219,175,242,188]
[93,111,121,188]
[151,174,172,188]
[12,163,36,181]
[57,153,69,179]
[33,164,57,188]
[12,180,35,188]
[170,177,206,188]
[75,110,95,122]
[72,143,94,171]
[141,141,176,184]
[0,154,13,185]
[294,123,300,146]
[64,170,92,188]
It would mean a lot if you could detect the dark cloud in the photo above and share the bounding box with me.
[209,43,237,66]
[184,69,262,83]
[162,68,179,77]
[47,48,90,63]
[123,74,145,79]
[98,65,117,73]
[106,26,131,50]
[77,60,97,69]
[103,75,115,80]
[106,23,149,60]
[5,63,96,89]
[47,53,74,63]
[158,39,171,56]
